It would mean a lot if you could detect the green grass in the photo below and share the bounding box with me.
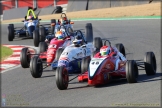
[0,46,13,61]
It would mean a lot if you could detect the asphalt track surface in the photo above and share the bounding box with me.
[1,19,161,107]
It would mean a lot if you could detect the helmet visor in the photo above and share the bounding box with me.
[101,51,108,56]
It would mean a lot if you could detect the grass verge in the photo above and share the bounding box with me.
[0,46,13,62]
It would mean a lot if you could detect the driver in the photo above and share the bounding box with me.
[73,35,84,47]
[45,30,67,42]
[55,31,66,40]
[100,46,127,71]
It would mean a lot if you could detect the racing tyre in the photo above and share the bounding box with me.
[56,66,69,90]
[81,57,91,74]
[38,42,48,54]
[67,27,74,36]
[51,19,56,34]
[85,23,93,42]
[126,60,138,83]
[20,47,30,68]
[91,50,99,58]
[115,43,126,57]
[9,24,14,29]
[8,25,14,41]
[33,29,40,47]
[93,37,103,51]
[30,56,43,78]
[144,52,156,75]
[55,48,64,61]
[39,26,46,42]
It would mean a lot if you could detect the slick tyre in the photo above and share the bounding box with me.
[126,60,138,83]
[39,26,46,42]
[38,42,48,54]
[20,47,30,68]
[56,66,69,90]
[8,25,14,41]
[55,48,64,61]
[144,52,156,75]
[33,29,40,47]
[115,43,126,57]
[30,56,43,78]
[93,37,103,51]
[81,57,91,74]
[85,23,93,42]
[51,19,56,34]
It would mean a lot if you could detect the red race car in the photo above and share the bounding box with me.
[57,39,157,90]
[20,29,74,68]
[78,40,157,85]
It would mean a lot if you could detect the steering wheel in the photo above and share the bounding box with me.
[103,40,111,47]
[75,30,87,44]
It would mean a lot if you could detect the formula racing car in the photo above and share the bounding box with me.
[7,8,54,47]
[55,39,157,90]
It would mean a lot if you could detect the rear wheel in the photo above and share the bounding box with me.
[38,42,48,54]
[126,60,138,83]
[85,23,93,42]
[81,57,91,74]
[33,29,40,47]
[55,66,69,90]
[93,37,103,51]
[91,50,99,58]
[20,47,30,68]
[144,52,156,75]
[55,48,64,61]
[51,19,56,34]
[115,43,126,57]
[30,56,43,78]
[39,26,46,42]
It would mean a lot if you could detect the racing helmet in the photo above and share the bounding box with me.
[73,35,83,47]
[60,18,67,25]
[100,46,111,56]
[55,31,65,40]
[27,16,33,20]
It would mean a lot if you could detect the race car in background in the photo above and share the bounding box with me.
[20,25,75,69]
[50,13,74,35]
[55,39,157,90]
[7,8,53,47]
[33,13,75,47]
[28,23,103,81]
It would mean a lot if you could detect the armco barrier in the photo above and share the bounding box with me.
[3,7,32,20]
[66,0,88,12]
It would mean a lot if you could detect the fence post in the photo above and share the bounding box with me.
[33,0,37,8]
[15,0,18,8]
[54,0,57,7]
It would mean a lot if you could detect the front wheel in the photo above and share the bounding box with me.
[20,47,30,68]
[30,56,43,78]
[126,60,138,83]
[144,52,156,75]
[8,25,14,41]
[81,57,91,73]
[55,66,69,90]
